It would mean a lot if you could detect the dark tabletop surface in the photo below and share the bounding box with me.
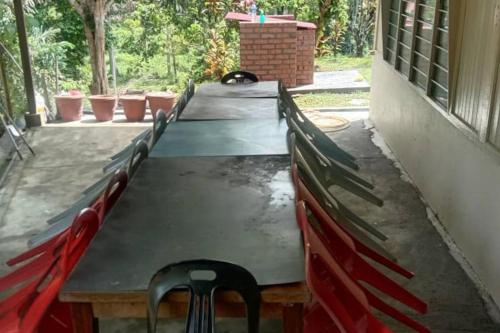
[178,95,279,120]
[62,156,303,293]
[150,119,290,158]
[195,81,279,98]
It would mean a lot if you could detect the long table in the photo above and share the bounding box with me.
[150,119,289,157]
[179,95,279,120]
[195,81,279,98]
[60,81,309,333]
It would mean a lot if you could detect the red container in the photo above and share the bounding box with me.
[89,95,116,121]
[55,94,84,121]
[146,92,176,119]
[120,95,147,122]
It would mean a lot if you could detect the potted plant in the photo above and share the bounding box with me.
[146,92,176,120]
[54,91,85,121]
[89,95,116,121]
[119,95,147,122]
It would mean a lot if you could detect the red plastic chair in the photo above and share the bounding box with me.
[304,232,392,332]
[6,170,127,269]
[304,302,341,333]
[299,202,430,333]
[0,208,99,333]
[295,176,414,279]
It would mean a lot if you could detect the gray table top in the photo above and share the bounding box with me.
[63,156,303,293]
[150,119,290,158]
[195,81,279,98]
[178,95,279,120]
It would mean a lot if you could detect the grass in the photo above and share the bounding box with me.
[315,54,373,84]
[294,91,370,109]
[293,54,373,109]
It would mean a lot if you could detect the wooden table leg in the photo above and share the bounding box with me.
[282,303,304,333]
[71,303,98,333]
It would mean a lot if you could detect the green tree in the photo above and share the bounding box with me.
[28,26,72,111]
[67,0,114,94]
[32,0,86,79]
[343,0,376,56]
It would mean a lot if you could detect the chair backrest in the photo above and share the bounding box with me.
[293,135,383,207]
[296,178,414,279]
[175,92,189,120]
[108,129,152,162]
[23,208,99,333]
[127,140,149,178]
[0,209,99,333]
[300,200,428,328]
[280,85,358,170]
[152,109,174,146]
[92,170,128,222]
[188,79,195,100]
[221,71,258,84]
[147,260,260,333]
[301,201,429,332]
[293,145,387,241]
[302,207,393,333]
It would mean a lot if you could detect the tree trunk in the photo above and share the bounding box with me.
[81,2,109,95]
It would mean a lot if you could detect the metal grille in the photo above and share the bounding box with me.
[488,68,500,149]
[383,0,449,109]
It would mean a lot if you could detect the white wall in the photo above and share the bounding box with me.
[370,4,500,307]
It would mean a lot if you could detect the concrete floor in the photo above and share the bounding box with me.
[0,125,147,277]
[0,113,499,332]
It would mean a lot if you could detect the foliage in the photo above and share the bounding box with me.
[32,0,86,78]
[0,1,25,117]
[28,26,73,111]
[204,26,235,80]
[0,0,377,115]
[342,0,377,56]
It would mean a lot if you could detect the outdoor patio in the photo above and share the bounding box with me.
[1,0,500,332]
[0,109,498,332]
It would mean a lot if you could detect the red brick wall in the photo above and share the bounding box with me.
[240,21,298,87]
[296,29,315,85]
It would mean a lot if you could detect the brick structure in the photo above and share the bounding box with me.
[230,13,316,88]
[240,21,298,87]
[296,29,316,85]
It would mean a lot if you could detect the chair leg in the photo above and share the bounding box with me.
[282,303,304,333]
[70,303,96,333]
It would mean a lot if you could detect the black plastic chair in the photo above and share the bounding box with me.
[221,71,258,84]
[175,92,189,120]
[127,140,149,178]
[152,110,174,147]
[279,84,359,170]
[187,79,195,100]
[147,260,261,333]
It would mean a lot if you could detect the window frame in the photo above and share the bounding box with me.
[380,0,500,155]
[383,0,449,110]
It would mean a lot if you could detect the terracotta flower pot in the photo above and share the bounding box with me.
[55,94,84,121]
[89,95,116,121]
[146,92,176,119]
[120,95,147,122]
